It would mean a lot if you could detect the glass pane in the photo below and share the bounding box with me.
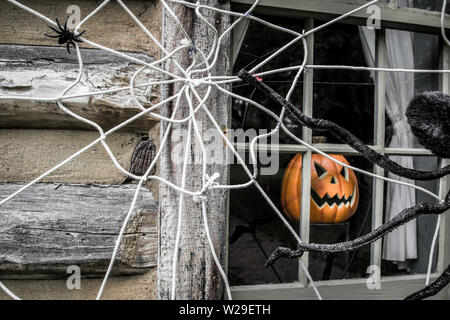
[381,156,440,276]
[232,16,306,143]
[380,30,441,276]
[399,0,445,11]
[313,23,375,145]
[307,155,374,281]
[413,33,440,94]
[228,152,299,286]
[383,31,441,147]
[230,15,311,286]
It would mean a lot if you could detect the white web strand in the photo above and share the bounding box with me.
[442,0,450,47]
[0,282,20,301]
[0,0,448,301]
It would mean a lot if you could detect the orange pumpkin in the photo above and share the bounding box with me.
[281,154,359,223]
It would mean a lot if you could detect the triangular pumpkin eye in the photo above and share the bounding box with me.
[314,162,327,179]
[340,166,349,181]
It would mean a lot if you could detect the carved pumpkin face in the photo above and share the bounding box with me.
[281,154,359,223]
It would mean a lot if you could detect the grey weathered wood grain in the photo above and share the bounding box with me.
[0,0,162,59]
[158,1,231,300]
[232,0,450,34]
[0,45,159,132]
[231,277,450,300]
[232,277,450,300]
[0,183,157,279]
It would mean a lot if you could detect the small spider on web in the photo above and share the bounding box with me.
[44,18,85,54]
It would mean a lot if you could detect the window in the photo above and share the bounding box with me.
[228,0,450,299]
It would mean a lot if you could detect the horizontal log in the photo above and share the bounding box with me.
[0,183,157,279]
[0,129,140,185]
[0,45,160,132]
[0,0,162,58]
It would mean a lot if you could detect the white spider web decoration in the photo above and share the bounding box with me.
[1,0,450,301]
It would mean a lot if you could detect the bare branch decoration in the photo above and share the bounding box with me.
[238,69,450,300]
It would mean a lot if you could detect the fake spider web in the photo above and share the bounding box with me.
[1,0,450,301]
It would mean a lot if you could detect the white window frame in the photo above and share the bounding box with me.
[229,0,450,300]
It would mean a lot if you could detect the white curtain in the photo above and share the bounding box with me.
[359,23,417,264]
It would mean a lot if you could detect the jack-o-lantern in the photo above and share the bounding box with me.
[281,154,359,223]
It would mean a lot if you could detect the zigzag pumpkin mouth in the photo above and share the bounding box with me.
[311,186,357,209]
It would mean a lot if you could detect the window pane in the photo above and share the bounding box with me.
[383,30,441,147]
[413,33,440,94]
[381,30,441,276]
[381,156,440,276]
[307,155,374,281]
[400,0,445,11]
[228,152,299,286]
[230,15,310,286]
[313,23,375,145]
[232,16,306,143]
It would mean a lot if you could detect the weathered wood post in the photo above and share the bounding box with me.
[158,1,231,300]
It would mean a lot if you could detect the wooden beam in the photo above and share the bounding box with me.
[0,0,162,58]
[0,129,141,185]
[158,1,231,300]
[370,27,386,280]
[231,0,450,34]
[233,142,434,156]
[0,183,157,279]
[298,18,314,287]
[0,45,158,133]
[231,275,449,299]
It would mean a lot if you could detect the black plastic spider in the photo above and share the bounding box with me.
[44,18,85,54]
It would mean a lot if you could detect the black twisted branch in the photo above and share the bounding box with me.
[265,191,450,265]
[237,69,450,300]
[237,69,450,180]
[405,265,450,300]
